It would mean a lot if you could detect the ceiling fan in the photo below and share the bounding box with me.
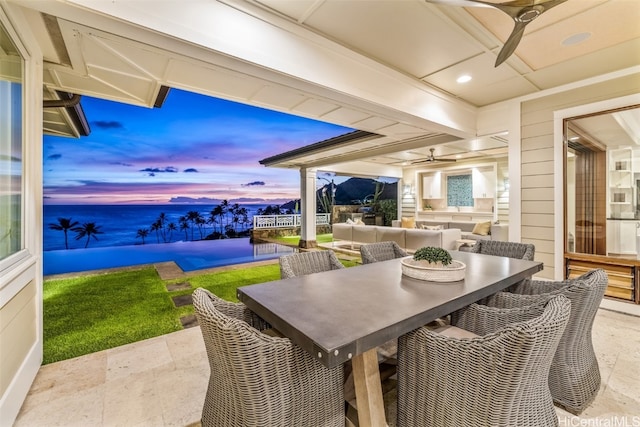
[425,0,568,67]
[411,148,457,164]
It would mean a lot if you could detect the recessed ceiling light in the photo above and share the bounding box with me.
[562,32,591,46]
[456,75,472,84]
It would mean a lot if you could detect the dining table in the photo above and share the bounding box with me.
[237,250,543,427]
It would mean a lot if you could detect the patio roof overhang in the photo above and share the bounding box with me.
[259,129,463,179]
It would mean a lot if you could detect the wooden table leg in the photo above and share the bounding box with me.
[351,348,388,427]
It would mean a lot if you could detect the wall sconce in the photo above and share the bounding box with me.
[504,178,510,190]
[403,183,414,195]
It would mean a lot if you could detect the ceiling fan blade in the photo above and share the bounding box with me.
[429,0,569,67]
[494,20,527,66]
[425,0,495,8]
[490,0,569,19]
[411,157,456,164]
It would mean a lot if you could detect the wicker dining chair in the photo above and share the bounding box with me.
[192,288,345,427]
[279,250,345,279]
[360,241,408,264]
[492,268,608,414]
[470,239,535,260]
[397,294,571,427]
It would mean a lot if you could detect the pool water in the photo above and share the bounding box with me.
[43,238,297,275]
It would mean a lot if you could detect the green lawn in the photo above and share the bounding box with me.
[43,252,357,364]
[271,233,334,246]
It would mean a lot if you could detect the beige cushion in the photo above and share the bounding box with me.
[405,229,441,251]
[422,224,442,230]
[472,221,491,236]
[432,325,479,339]
[332,223,352,241]
[353,218,365,225]
[401,217,416,229]
[376,227,407,248]
[262,328,285,338]
[352,225,377,244]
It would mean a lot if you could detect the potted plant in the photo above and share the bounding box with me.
[424,203,432,211]
[412,246,452,267]
[401,246,465,282]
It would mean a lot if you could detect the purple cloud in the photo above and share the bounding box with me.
[93,120,124,129]
[140,167,178,173]
[184,168,198,173]
[242,181,265,187]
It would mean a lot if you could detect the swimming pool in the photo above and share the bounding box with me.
[43,238,297,275]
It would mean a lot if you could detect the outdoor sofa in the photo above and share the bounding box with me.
[332,223,461,253]
[391,219,508,242]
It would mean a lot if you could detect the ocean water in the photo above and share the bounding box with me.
[43,204,270,251]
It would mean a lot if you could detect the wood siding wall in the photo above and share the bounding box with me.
[496,157,509,223]
[520,74,640,279]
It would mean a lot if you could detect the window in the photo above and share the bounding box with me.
[0,22,23,260]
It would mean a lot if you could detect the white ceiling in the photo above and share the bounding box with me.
[569,107,640,149]
[12,0,640,170]
[251,0,640,106]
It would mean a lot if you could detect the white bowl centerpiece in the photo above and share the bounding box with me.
[401,246,466,282]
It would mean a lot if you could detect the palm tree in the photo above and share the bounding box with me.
[186,210,202,240]
[237,206,249,230]
[195,216,206,239]
[209,205,224,234]
[167,222,177,242]
[72,222,104,248]
[179,216,189,241]
[220,199,230,229]
[154,212,170,242]
[136,228,149,244]
[230,203,241,232]
[150,221,161,243]
[48,217,79,249]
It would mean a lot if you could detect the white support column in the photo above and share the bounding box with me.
[299,168,318,248]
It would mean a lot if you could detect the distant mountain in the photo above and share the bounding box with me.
[280,199,299,211]
[278,178,397,211]
[333,177,397,204]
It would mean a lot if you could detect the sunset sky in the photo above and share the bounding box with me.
[43,89,352,205]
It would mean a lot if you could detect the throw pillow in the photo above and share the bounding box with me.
[354,218,365,225]
[472,221,491,236]
[345,218,354,224]
[401,217,416,229]
[422,224,442,230]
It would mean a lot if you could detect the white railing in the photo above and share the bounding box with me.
[253,213,331,229]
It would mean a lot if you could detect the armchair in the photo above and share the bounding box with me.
[499,268,608,414]
[470,239,535,261]
[360,241,407,264]
[279,250,345,279]
[192,288,345,427]
[397,295,571,427]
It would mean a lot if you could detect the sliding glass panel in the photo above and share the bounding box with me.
[0,22,23,260]
[565,106,640,258]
